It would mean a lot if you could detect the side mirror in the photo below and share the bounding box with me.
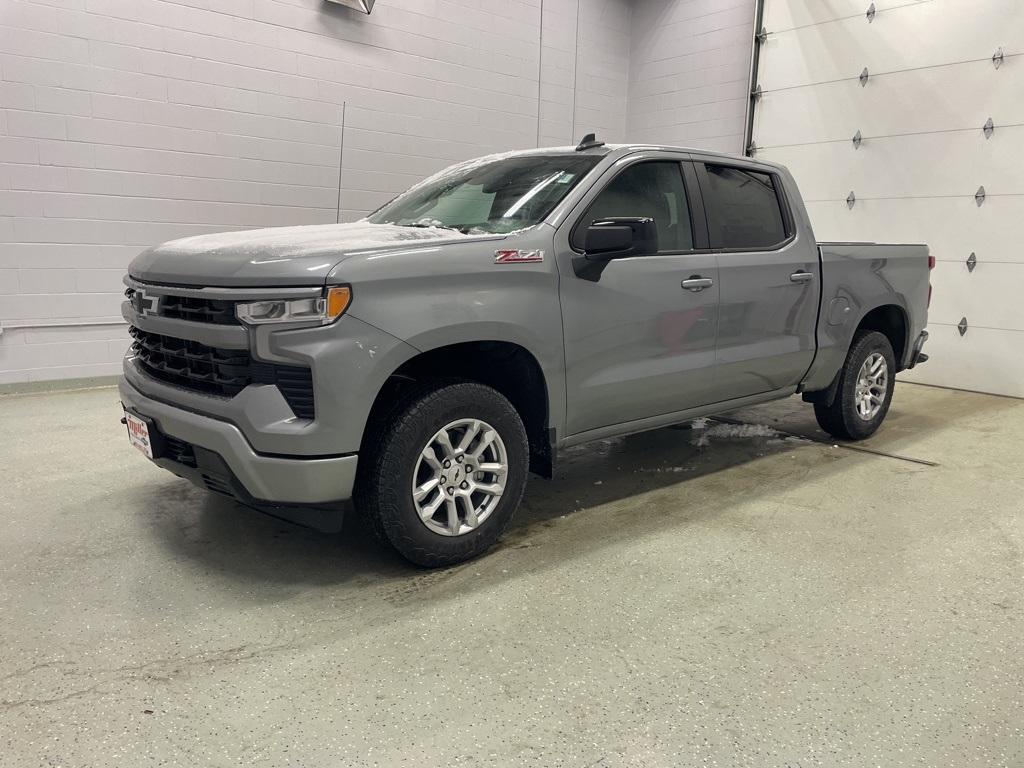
[574,217,658,281]
[585,217,658,259]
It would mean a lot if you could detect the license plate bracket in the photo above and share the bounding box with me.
[124,410,159,459]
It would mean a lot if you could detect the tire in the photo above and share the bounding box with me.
[814,330,896,440]
[354,381,529,567]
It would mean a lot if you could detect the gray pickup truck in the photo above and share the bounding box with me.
[119,137,931,566]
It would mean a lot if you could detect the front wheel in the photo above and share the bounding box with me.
[354,382,529,567]
[814,330,896,440]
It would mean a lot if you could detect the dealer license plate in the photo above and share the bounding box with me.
[125,411,154,459]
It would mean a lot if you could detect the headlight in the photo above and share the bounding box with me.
[236,286,351,325]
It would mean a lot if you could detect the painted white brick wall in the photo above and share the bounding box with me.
[538,0,630,146]
[627,0,755,153]
[0,0,749,384]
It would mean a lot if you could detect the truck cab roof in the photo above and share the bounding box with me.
[466,142,785,172]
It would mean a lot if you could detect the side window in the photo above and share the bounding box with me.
[573,162,694,252]
[702,164,788,250]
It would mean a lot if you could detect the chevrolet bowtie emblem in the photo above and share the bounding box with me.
[133,290,161,316]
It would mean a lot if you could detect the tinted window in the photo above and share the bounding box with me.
[575,162,694,252]
[368,154,600,234]
[702,165,787,249]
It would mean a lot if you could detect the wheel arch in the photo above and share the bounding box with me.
[855,303,909,370]
[803,301,909,407]
[362,339,555,478]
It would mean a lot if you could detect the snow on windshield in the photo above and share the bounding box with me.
[365,151,601,235]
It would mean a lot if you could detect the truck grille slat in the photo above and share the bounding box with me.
[129,326,315,419]
[126,287,240,325]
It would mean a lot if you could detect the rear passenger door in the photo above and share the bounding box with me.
[694,161,819,401]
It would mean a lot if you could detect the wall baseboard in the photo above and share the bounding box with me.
[0,376,120,397]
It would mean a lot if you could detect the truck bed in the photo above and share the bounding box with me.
[799,241,931,392]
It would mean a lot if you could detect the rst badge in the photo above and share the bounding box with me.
[494,249,544,264]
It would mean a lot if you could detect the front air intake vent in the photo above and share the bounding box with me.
[201,474,234,496]
[163,435,197,468]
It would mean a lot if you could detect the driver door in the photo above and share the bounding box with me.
[557,157,720,437]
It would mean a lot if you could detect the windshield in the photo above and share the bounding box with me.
[366,154,601,234]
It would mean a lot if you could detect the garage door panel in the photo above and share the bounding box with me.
[763,0,931,32]
[761,128,1023,200]
[804,197,1024,260]
[759,0,1022,91]
[760,0,1022,398]
[898,325,1024,398]
[928,262,1024,330]
[754,62,1023,148]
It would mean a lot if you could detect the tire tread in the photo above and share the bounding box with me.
[354,381,528,567]
[814,330,895,441]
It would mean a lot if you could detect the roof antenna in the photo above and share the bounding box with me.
[575,133,604,151]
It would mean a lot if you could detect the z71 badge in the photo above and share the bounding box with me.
[494,249,544,264]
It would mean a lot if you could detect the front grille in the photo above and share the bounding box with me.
[129,326,315,419]
[125,287,240,325]
[160,294,239,325]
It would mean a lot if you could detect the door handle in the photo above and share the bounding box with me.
[682,276,713,292]
[790,270,814,283]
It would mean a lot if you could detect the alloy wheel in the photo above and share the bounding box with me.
[411,418,508,536]
[854,352,888,420]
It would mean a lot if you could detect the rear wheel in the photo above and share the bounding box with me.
[814,330,896,440]
[354,382,528,567]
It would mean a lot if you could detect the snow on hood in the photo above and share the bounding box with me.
[129,221,500,287]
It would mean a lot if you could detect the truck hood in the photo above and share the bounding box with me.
[129,222,499,286]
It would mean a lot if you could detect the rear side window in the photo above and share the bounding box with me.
[702,164,788,250]
[573,161,694,253]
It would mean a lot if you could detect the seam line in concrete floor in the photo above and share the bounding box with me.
[708,415,941,467]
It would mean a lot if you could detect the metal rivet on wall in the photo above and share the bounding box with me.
[866,3,876,22]
[983,117,995,138]
[966,252,977,272]
[992,47,1004,69]
[958,317,968,337]
[852,130,862,149]
[975,186,986,206]
[859,67,870,86]
[846,191,856,209]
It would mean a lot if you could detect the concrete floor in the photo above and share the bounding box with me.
[1,382,1022,767]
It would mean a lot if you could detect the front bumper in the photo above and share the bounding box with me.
[121,295,418,457]
[119,376,358,505]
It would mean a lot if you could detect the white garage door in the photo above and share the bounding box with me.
[751,0,1024,398]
